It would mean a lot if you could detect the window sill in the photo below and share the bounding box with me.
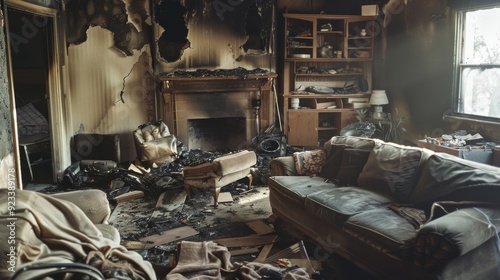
[443,114,500,126]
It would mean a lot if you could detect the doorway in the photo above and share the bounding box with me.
[5,1,68,188]
[8,8,54,184]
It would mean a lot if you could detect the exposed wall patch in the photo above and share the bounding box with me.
[155,0,190,62]
[66,0,151,56]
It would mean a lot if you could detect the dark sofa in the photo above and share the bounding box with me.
[268,136,500,280]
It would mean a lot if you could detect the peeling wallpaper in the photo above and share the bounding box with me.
[66,0,151,56]
[154,0,276,73]
[67,27,154,162]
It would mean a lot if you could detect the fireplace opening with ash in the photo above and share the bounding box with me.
[188,117,247,151]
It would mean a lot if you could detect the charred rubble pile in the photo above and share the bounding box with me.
[45,128,288,203]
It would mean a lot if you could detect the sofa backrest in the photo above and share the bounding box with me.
[320,136,383,181]
[409,152,500,205]
[358,142,434,202]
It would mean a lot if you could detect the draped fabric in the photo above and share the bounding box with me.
[0,190,156,280]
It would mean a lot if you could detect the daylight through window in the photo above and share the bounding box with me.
[455,6,500,120]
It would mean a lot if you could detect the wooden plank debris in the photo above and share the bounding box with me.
[149,190,187,223]
[140,226,199,249]
[114,190,144,203]
[246,220,275,235]
[121,240,146,250]
[229,247,260,256]
[254,243,274,263]
[218,192,233,203]
[264,242,301,264]
[214,234,278,248]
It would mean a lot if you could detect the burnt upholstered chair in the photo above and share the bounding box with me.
[183,150,257,207]
[71,133,121,169]
[133,120,177,166]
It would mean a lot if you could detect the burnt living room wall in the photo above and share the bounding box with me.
[0,4,16,187]
[153,0,276,73]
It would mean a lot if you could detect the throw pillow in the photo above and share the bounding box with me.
[335,148,371,185]
[319,144,350,180]
[293,149,326,175]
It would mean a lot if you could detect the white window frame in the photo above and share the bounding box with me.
[452,4,500,123]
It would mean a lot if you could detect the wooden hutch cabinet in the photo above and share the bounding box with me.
[282,13,376,146]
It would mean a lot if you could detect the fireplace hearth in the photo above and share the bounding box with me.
[159,70,277,151]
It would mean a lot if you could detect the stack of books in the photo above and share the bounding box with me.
[345,97,370,108]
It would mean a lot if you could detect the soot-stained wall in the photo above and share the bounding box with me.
[0,5,16,187]
[66,0,151,56]
[154,0,276,73]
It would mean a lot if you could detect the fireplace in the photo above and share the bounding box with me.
[188,117,246,151]
[159,71,277,151]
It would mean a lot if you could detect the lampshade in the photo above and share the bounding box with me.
[370,90,389,105]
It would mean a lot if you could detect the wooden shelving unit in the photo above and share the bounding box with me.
[282,13,376,146]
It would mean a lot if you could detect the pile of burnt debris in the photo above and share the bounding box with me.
[42,126,298,203]
[160,67,274,79]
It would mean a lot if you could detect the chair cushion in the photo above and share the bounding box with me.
[184,151,257,178]
[213,150,256,176]
[304,187,392,226]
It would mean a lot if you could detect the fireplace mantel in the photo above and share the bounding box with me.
[158,73,277,148]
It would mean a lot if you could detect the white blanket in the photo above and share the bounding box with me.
[0,189,156,280]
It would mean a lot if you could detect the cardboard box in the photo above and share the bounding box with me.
[362,5,379,16]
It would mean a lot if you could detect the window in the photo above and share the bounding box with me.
[453,5,500,120]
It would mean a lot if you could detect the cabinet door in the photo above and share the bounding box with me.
[287,110,318,146]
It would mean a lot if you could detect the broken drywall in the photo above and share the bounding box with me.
[154,0,275,71]
[66,0,151,56]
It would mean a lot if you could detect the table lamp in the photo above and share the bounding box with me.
[370,90,389,119]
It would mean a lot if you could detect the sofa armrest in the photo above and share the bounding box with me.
[51,189,111,224]
[414,207,500,272]
[269,156,298,176]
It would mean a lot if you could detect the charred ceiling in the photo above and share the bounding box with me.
[154,0,274,63]
[66,0,151,56]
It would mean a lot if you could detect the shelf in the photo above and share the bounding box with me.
[317,127,339,131]
[295,73,363,77]
[285,93,371,98]
[283,13,375,146]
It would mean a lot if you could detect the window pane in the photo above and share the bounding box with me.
[460,67,500,118]
[463,7,500,64]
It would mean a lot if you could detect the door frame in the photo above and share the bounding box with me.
[4,0,69,187]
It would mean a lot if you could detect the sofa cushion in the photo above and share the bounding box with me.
[268,176,339,205]
[410,152,500,205]
[319,144,349,180]
[335,148,371,186]
[343,208,417,260]
[293,149,326,175]
[304,187,392,226]
[358,142,433,202]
